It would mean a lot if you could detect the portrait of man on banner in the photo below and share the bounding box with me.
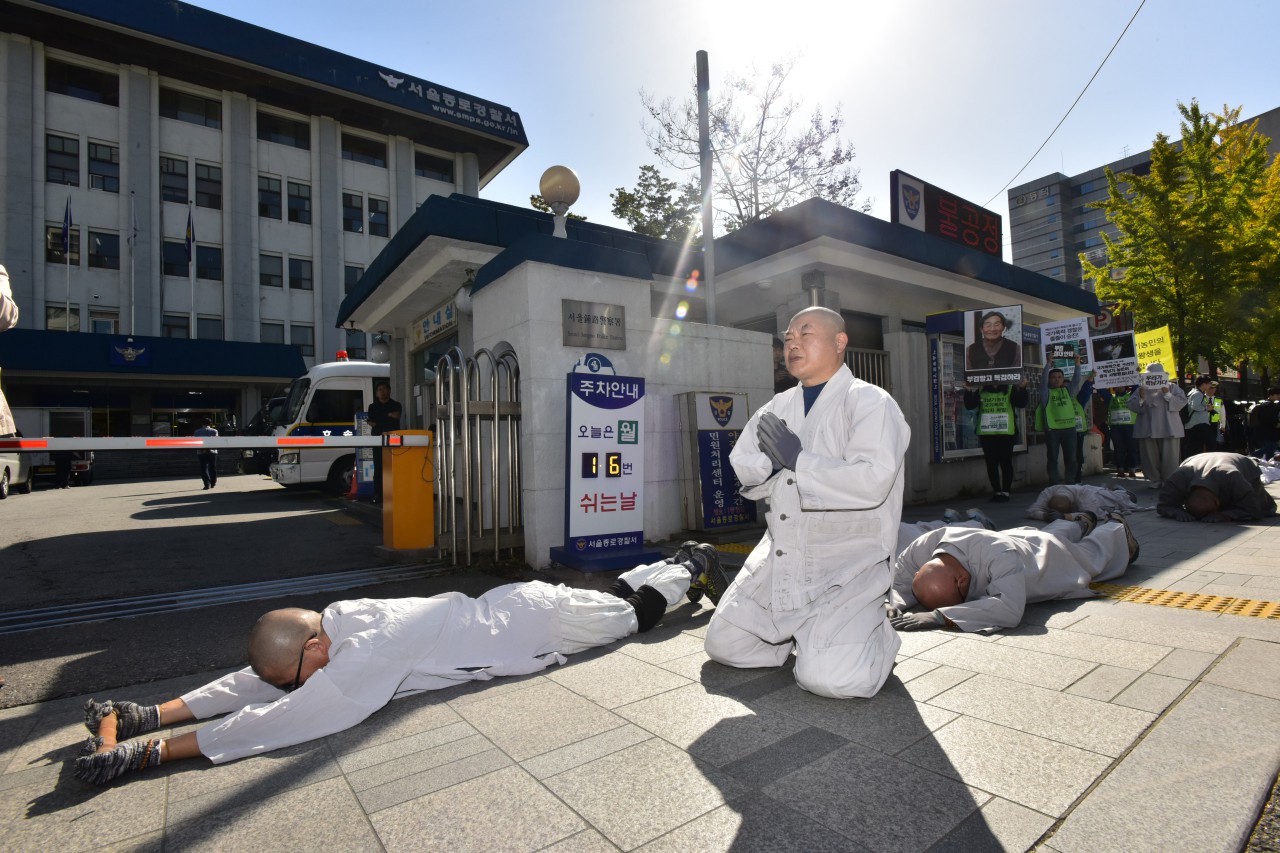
[964,304,1023,383]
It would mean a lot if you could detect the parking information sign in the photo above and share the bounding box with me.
[552,353,658,570]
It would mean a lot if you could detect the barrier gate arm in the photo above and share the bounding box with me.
[0,434,431,451]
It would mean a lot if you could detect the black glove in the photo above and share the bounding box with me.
[757,412,802,471]
[1044,510,1062,522]
[890,611,944,632]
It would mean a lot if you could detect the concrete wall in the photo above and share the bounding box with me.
[471,260,772,568]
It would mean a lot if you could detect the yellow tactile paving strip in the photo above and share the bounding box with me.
[714,542,756,555]
[1090,582,1280,619]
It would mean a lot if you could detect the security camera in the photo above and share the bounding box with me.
[91,293,100,300]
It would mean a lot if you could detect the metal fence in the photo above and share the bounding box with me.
[846,347,891,392]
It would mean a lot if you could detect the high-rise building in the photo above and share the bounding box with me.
[0,0,526,435]
[1007,106,1280,291]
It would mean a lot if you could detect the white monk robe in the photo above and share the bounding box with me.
[706,364,909,699]
[889,520,1131,634]
[184,561,690,763]
[1025,483,1143,521]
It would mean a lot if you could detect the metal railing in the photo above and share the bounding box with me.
[433,343,523,566]
[846,347,891,392]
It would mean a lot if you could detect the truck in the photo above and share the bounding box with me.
[269,359,390,493]
[11,407,94,486]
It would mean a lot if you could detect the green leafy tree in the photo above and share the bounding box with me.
[609,165,702,243]
[1082,101,1277,378]
[641,60,868,233]
[529,195,586,221]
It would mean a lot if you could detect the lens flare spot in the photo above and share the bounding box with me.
[659,352,672,365]
[685,269,700,293]
[675,301,689,319]
[669,322,683,336]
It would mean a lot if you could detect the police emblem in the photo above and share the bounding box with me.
[901,185,921,221]
[708,395,734,427]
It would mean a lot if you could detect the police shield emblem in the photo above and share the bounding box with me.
[708,395,734,427]
[901,184,921,220]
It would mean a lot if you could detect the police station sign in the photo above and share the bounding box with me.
[678,392,756,531]
[551,353,658,571]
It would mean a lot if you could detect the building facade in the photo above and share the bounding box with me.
[0,0,526,435]
[1007,106,1280,290]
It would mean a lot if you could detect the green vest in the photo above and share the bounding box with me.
[1208,395,1221,424]
[1108,392,1136,425]
[1072,396,1088,432]
[977,389,1015,436]
[1042,387,1078,430]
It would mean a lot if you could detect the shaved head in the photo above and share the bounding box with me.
[1185,486,1221,519]
[790,306,845,335]
[248,607,320,683]
[912,554,971,610]
[1047,494,1076,515]
[783,307,848,386]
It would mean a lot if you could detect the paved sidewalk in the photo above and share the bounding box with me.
[2,476,1278,852]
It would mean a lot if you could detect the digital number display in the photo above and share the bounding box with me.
[581,452,598,479]
[605,451,622,478]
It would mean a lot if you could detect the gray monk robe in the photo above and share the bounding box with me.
[889,521,1130,633]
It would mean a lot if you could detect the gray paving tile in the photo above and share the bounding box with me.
[1149,647,1219,680]
[334,719,477,774]
[899,716,1113,817]
[617,630,708,664]
[544,828,624,852]
[901,665,975,702]
[995,626,1171,670]
[544,738,742,851]
[546,650,693,708]
[916,638,1095,690]
[0,763,168,853]
[1244,574,1280,589]
[165,775,380,852]
[453,678,627,762]
[372,764,583,852]
[928,796,1056,853]
[655,650,777,692]
[96,830,164,852]
[616,682,810,767]
[894,631,956,658]
[163,740,343,822]
[719,725,849,788]
[344,732,496,792]
[1049,683,1280,853]
[764,741,988,853]
[522,723,654,780]
[323,691,464,756]
[356,745,511,813]
[0,707,40,776]
[1063,665,1142,702]
[755,682,958,756]
[927,674,1154,757]
[1063,612,1235,654]
[890,657,940,683]
[636,793,871,852]
[1110,673,1190,714]
[1201,638,1280,700]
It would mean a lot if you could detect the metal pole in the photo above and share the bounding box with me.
[697,50,716,326]
[129,191,136,334]
[187,202,195,338]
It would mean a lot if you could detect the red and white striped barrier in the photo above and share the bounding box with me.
[0,434,431,451]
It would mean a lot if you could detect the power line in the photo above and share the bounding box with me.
[983,0,1146,207]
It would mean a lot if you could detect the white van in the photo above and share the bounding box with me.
[0,446,34,498]
[269,359,390,492]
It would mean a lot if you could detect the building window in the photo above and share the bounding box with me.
[46,59,118,106]
[344,264,364,294]
[368,197,389,237]
[160,157,188,204]
[288,257,313,290]
[260,321,285,344]
[162,240,188,277]
[259,176,282,219]
[1046,195,1056,206]
[47,134,79,186]
[46,224,79,265]
[195,164,222,210]
[341,133,386,167]
[88,142,119,193]
[259,254,283,287]
[345,329,367,359]
[291,323,315,357]
[414,151,453,182]
[159,87,222,129]
[287,181,311,224]
[1049,249,1060,259]
[46,304,80,332]
[257,112,310,149]
[89,309,118,335]
[88,231,120,270]
[1047,213,1058,224]
[162,313,189,338]
[342,193,363,233]
[196,316,223,340]
[1050,232,1059,241]
[196,245,222,281]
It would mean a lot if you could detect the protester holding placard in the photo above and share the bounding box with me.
[1036,349,1087,485]
[1099,385,1140,477]
[963,380,1029,502]
[1128,362,1186,487]
[1184,376,1218,456]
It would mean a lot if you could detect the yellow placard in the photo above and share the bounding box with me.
[1134,326,1176,373]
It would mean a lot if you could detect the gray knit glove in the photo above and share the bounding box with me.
[84,699,161,741]
[74,738,163,785]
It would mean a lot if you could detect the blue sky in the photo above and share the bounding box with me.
[196,0,1278,259]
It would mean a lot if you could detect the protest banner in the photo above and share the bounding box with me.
[963,304,1024,384]
[1135,326,1175,373]
[1089,330,1140,389]
[1040,317,1091,379]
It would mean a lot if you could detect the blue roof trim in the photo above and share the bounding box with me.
[472,234,654,293]
[717,198,1099,314]
[32,0,526,145]
[0,329,306,378]
[338,194,693,325]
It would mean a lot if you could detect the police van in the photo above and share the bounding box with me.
[269,357,390,493]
